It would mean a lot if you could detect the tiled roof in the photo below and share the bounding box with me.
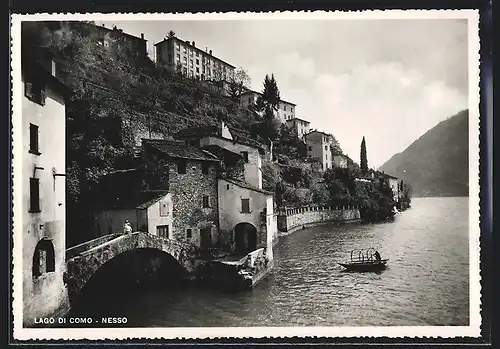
[143,139,220,162]
[175,126,220,139]
[99,190,169,210]
[221,177,274,196]
[202,144,243,163]
[174,125,267,154]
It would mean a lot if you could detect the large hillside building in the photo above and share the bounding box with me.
[155,35,236,81]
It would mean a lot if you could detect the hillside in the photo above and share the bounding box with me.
[379,109,469,197]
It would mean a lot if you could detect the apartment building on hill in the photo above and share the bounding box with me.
[304,130,336,171]
[239,89,297,124]
[155,35,236,81]
[286,117,310,140]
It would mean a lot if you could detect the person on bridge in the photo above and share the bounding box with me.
[123,220,132,234]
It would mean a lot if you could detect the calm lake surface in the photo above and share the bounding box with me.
[71,197,470,327]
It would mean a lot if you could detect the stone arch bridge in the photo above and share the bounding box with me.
[65,232,198,302]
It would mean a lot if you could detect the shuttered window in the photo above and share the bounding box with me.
[29,124,40,154]
[29,178,40,213]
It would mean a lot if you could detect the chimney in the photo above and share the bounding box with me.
[141,33,144,40]
[209,50,212,55]
[192,41,196,47]
[205,47,208,52]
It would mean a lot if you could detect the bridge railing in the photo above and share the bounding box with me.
[66,233,123,260]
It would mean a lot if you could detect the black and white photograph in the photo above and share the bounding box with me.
[11,10,481,340]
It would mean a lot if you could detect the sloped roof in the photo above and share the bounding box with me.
[221,177,274,196]
[99,190,169,210]
[175,125,220,139]
[202,144,243,164]
[143,139,220,162]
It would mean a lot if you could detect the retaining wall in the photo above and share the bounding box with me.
[277,206,361,235]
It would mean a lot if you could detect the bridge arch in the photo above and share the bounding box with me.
[66,232,197,303]
[233,222,258,255]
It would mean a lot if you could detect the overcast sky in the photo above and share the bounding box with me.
[99,18,469,168]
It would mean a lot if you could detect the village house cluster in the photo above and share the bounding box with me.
[20,22,402,324]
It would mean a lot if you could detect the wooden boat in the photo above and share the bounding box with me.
[338,248,388,272]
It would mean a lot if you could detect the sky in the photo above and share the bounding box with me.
[99,18,469,168]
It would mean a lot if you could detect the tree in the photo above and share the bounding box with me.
[228,67,251,102]
[256,74,280,112]
[360,136,368,173]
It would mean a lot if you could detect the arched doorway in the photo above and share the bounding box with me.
[234,222,258,255]
[32,238,56,278]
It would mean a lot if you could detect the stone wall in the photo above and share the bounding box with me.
[277,206,361,233]
[142,148,219,249]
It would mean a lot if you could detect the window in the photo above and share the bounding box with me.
[284,105,287,111]
[176,53,180,61]
[156,225,169,239]
[326,154,328,160]
[32,239,55,278]
[325,145,328,151]
[202,163,209,174]
[196,67,199,73]
[159,200,169,216]
[29,178,40,213]
[29,123,40,155]
[202,195,210,208]
[24,70,46,106]
[241,198,250,213]
[186,228,192,239]
[226,184,230,190]
[308,146,312,151]
[240,151,249,163]
[196,59,199,65]
[177,159,187,174]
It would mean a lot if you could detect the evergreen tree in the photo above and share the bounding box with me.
[360,136,368,173]
[256,73,280,112]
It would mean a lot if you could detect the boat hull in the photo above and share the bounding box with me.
[338,259,388,272]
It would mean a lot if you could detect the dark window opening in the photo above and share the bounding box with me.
[202,163,209,174]
[241,198,250,213]
[32,239,55,278]
[226,184,230,190]
[29,123,40,155]
[156,225,169,239]
[308,146,312,151]
[202,195,210,208]
[29,178,40,213]
[24,70,46,106]
[240,151,249,163]
[186,228,192,239]
[177,159,187,174]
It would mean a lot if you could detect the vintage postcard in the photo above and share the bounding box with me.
[11,10,481,341]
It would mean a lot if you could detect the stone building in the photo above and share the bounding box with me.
[141,139,222,249]
[21,53,71,326]
[239,89,297,124]
[155,35,235,81]
[92,191,172,237]
[174,122,277,260]
[304,130,336,171]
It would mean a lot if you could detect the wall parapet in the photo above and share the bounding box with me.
[277,206,361,233]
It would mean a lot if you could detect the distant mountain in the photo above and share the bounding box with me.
[379,110,469,197]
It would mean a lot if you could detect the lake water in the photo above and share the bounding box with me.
[70,197,470,327]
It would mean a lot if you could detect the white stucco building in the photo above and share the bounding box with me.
[21,52,71,326]
[305,130,336,171]
[92,191,173,238]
